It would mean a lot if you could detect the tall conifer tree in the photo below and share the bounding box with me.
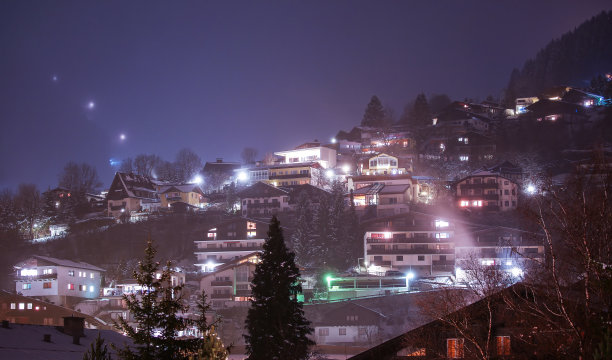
[245,216,314,360]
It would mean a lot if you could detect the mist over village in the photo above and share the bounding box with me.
[1,2,611,359]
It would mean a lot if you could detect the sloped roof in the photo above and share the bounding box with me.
[159,184,204,195]
[237,181,289,198]
[0,323,131,360]
[15,255,106,272]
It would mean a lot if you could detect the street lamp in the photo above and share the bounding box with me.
[405,272,415,291]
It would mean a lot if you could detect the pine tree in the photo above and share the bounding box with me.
[328,181,347,269]
[312,194,330,267]
[83,333,112,360]
[244,216,314,360]
[410,93,431,129]
[114,237,193,360]
[361,95,385,127]
[291,191,315,267]
[188,292,230,360]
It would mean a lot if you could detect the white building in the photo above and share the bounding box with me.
[199,253,259,309]
[14,256,105,307]
[274,142,337,169]
[363,214,455,278]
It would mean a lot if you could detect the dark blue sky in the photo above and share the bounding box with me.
[1,1,610,191]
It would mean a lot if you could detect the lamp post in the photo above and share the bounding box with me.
[405,272,415,292]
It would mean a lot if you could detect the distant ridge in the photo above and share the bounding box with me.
[504,10,612,104]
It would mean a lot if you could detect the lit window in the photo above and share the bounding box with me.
[89,286,95,292]
[43,269,52,275]
[21,269,37,276]
[496,336,511,356]
[435,220,449,228]
[67,283,74,290]
[459,155,469,162]
[482,259,494,266]
[90,273,94,279]
[436,233,449,239]
[10,303,15,310]
[472,200,482,207]
[460,201,469,207]
[207,232,216,238]
[22,283,31,290]
[18,303,25,310]
[247,231,257,238]
[68,270,74,276]
[27,303,32,309]
[447,338,464,358]
[247,221,256,230]
[43,282,52,289]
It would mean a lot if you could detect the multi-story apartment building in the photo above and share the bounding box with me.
[106,172,160,219]
[363,214,456,277]
[238,182,291,217]
[199,253,259,309]
[268,162,324,187]
[454,227,544,281]
[274,142,337,169]
[194,218,267,272]
[455,170,519,211]
[14,256,104,307]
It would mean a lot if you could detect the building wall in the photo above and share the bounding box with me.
[314,325,378,345]
[456,175,518,211]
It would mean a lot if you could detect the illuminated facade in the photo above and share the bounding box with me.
[13,256,104,307]
[194,218,266,272]
[158,184,206,208]
[274,143,337,169]
[456,171,518,211]
[199,253,259,309]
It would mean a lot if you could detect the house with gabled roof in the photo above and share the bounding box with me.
[238,181,291,217]
[158,183,206,209]
[306,302,387,345]
[105,172,160,219]
[199,252,260,309]
[14,256,105,307]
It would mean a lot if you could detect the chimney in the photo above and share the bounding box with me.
[43,334,51,342]
[2,320,9,328]
[216,158,223,163]
[62,316,85,338]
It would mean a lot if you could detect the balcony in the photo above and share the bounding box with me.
[166,196,182,202]
[211,293,232,299]
[247,202,281,209]
[369,260,391,266]
[235,290,251,297]
[458,194,499,200]
[15,273,58,280]
[269,173,310,180]
[366,237,447,244]
[459,183,498,190]
[196,246,262,253]
[110,205,125,211]
[211,280,233,287]
[367,248,454,255]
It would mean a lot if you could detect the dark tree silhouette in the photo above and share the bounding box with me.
[245,216,314,359]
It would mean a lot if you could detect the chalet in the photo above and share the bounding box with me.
[238,181,291,217]
[202,158,241,192]
[105,172,159,219]
[306,302,386,346]
[158,183,206,209]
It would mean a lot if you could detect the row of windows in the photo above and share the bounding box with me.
[67,270,96,278]
[67,284,95,292]
[318,327,367,336]
[9,302,46,311]
[446,336,510,358]
[22,282,53,290]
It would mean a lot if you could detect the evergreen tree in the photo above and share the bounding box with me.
[245,216,314,360]
[328,181,347,268]
[344,190,362,269]
[188,292,230,360]
[114,237,224,360]
[83,333,112,360]
[410,93,431,129]
[361,95,385,127]
[291,191,316,266]
[312,194,330,267]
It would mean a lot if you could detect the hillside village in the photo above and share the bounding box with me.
[1,10,612,360]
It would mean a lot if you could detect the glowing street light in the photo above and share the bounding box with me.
[405,272,415,291]
[342,164,350,173]
[192,175,204,185]
[325,275,334,289]
[237,171,248,182]
[325,169,334,178]
[526,184,536,195]
[510,267,524,278]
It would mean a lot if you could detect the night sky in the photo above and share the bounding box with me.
[1,1,610,191]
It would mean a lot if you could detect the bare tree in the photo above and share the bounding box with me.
[175,148,202,182]
[119,157,134,173]
[241,147,258,165]
[15,183,42,239]
[134,154,162,177]
[58,161,102,194]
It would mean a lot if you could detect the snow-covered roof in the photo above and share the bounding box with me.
[16,255,106,272]
[0,323,131,360]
